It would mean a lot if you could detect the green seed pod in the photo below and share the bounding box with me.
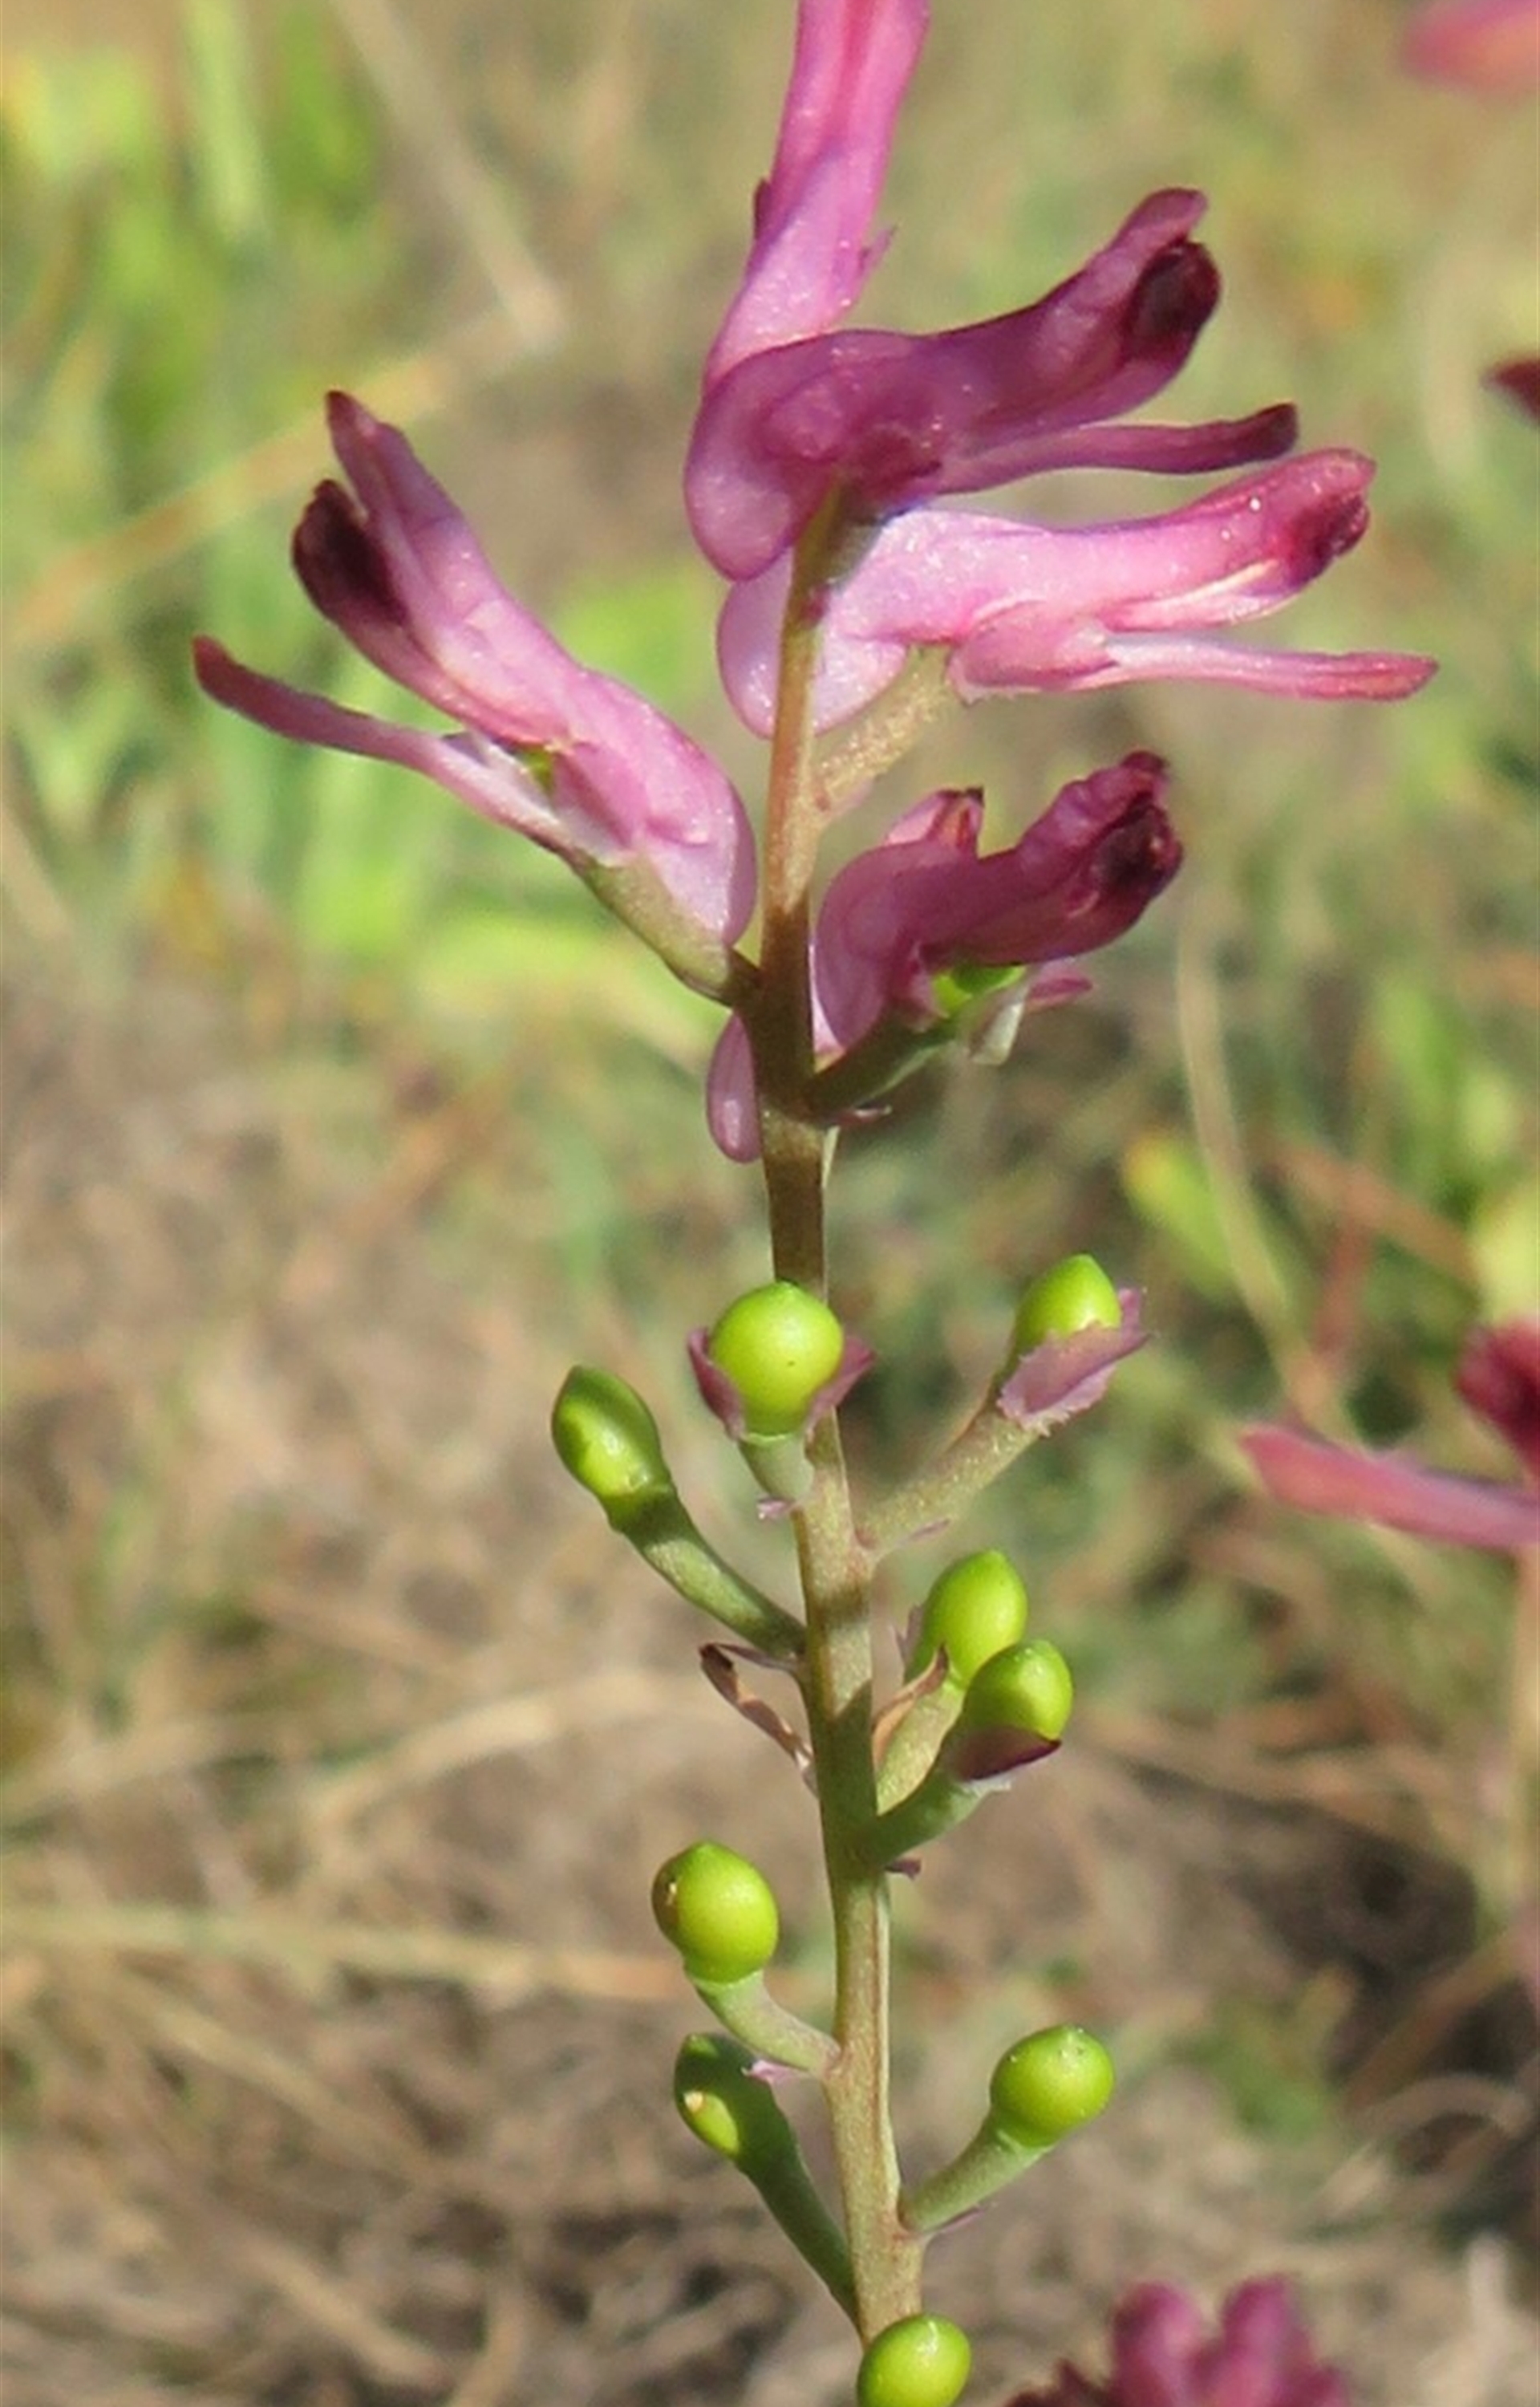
[959,1638,1074,1743]
[550,1366,673,1521]
[672,2032,793,2165]
[907,1550,1030,1687]
[988,2023,1115,2151]
[706,1281,846,1439]
[1011,1252,1121,1354]
[652,1841,780,1986]
[857,2314,973,2407]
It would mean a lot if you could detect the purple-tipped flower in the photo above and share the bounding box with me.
[814,756,1181,1052]
[1242,1317,1540,1554]
[718,455,1435,736]
[704,757,1180,1160]
[691,179,1297,582]
[1006,2278,1351,2407]
[195,394,756,982]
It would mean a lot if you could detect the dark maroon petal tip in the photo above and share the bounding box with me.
[1126,239,1222,354]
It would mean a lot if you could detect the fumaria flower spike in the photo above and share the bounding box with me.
[195,392,756,992]
[197,0,1445,2384]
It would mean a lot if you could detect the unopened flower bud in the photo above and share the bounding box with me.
[857,2315,974,2407]
[652,1841,780,1986]
[1011,1252,1121,1356]
[907,1549,1030,1687]
[960,1638,1074,1743]
[673,2032,793,2165]
[988,2023,1115,2151]
[705,1281,847,1439]
[551,1366,674,1524]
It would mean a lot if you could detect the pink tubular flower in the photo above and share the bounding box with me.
[814,754,1181,1050]
[703,0,930,387]
[1404,0,1540,90]
[194,393,756,979]
[691,179,1297,582]
[705,755,1180,1161]
[1006,2278,1351,2407]
[1242,1317,1540,1554]
[718,455,1435,736]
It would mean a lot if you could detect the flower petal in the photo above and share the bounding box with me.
[1242,1426,1540,1552]
[703,0,930,384]
[690,190,1291,579]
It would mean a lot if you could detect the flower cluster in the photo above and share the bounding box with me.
[193,2,1448,2389]
[198,0,1431,1167]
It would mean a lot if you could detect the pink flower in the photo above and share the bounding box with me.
[1006,2278,1351,2407]
[194,393,756,976]
[705,754,1180,1160]
[813,755,1180,1050]
[702,0,930,388]
[1404,0,1540,90]
[691,177,1295,582]
[718,454,1434,736]
[1242,1317,1540,1554]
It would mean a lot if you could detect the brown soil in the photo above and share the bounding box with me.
[3,945,1536,2407]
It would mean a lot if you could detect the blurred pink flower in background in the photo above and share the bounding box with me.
[1405,0,1540,416]
[1242,1319,1540,1553]
[1004,2278,1350,2407]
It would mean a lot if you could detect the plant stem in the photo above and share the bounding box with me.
[751,518,925,2340]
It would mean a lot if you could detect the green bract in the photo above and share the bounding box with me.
[857,2314,973,2407]
[550,1366,673,1516]
[959,1638,1073,1743]
[652,1840,780,1985]
[1011,1252,1121,1354]
[707,1280,845,1438]
[988,2024,1115,2149]
[908,1550,1030,1686]
[672,2032,793,2165]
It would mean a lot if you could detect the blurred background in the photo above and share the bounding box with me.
[3,2,1537,2401]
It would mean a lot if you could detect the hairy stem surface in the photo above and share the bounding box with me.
[751,520,924,2340]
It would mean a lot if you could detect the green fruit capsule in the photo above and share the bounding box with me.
[1011,1252,1121,1354]
[908,1550,1030,1686]
[959,1638,1074,1743]
[651,1841,780,1986]
[857,2314,973,2407]
[988,2024,1115,2151]
[673,2032,792,2165]
[551,1366,673,1518]
[707,1281,845,1439]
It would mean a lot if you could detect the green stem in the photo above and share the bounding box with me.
[901,2121,1050,2238]
[691,1968,837,2079]
[617,1488,805,1657]
[750,515,925,2342]
[857,1393,1037,1560]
